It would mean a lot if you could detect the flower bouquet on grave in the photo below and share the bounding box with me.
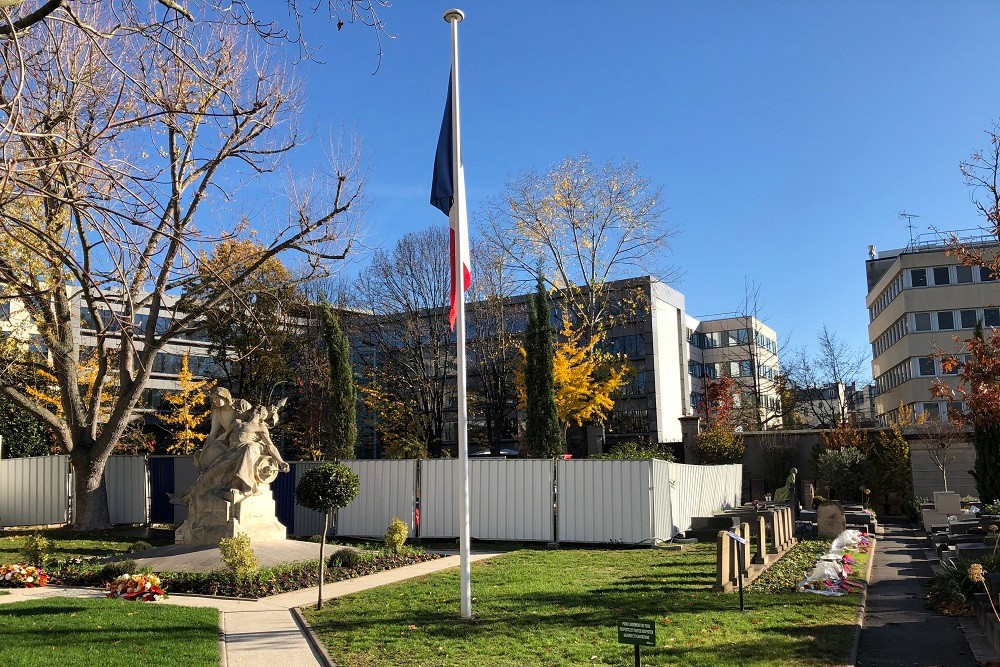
[0,563,49,588]
[106,573,166,601]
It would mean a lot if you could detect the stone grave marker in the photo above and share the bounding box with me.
[934,491,962,515]
[817,501,846,539]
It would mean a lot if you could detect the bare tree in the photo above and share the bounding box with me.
[467,242,524,455]
[910,413,967,492]
[785,326,869,427]
[0,5,364,528]
[350,227,454,458]
[479,154,676,343]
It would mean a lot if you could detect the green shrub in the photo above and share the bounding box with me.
[20,533,50,565]
[384,517,408,553]
[814,446,869,500]
[694,426,744,464]
[100,559,138,582]
[218,533,259,577]
[295,463,361,514]
[591,441,675,461]
[327,548,366,569]
[982,500,1000,515]
[129,540,154,553]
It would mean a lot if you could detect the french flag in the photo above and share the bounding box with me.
[431,71,472,330]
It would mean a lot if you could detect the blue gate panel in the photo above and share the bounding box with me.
[148,457,175,524]
[272,469,295,535]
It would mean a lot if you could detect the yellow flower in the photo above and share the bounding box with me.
[969,563,986,583]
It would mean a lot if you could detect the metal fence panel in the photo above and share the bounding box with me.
[337,459,418,539]
[105,456,149,525]
[470,459,553,542]
[666,462,742,536]
[418,459,459,538]
[650,459,673,542]
[0,456,70,527]
[556,460,652,544]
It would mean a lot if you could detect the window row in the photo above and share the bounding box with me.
[80,308,212,343]
[607,409,649,434]
[915,354,971,378]
[872,316,906,358]
[869,273,904,322]
[689,328,775,352]
[909,265,995,288]
[912,307,1000,333]
[606,334,645,357]
[689,359,778,381]
[873,358,912,395]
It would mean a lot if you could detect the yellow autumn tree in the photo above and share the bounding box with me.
[160,354,214,455]
[518,319,630,447]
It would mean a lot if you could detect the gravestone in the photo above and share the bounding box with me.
[934,491,962,515]
[816,501,847,539]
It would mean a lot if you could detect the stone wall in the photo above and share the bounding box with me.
[909,440,976,499]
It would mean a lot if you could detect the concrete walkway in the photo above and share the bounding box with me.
[856,523,976,667]
[0,552,499,667]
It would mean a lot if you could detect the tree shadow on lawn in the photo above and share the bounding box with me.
[0,603,89,616]
[310,585,856,645]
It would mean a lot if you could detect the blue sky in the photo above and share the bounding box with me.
[271,2,1000,373]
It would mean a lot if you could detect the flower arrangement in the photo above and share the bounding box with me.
[0,563,49,588]
[106,573,166,601]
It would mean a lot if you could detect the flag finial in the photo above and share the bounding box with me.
[443,8,464,23]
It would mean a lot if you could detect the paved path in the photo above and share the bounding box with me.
[856,523,976,667]
[0,552,499,667]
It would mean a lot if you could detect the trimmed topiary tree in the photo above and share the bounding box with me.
[295,462,360,609]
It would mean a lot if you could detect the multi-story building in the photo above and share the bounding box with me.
[686,314,781,430]
[866,233,999,424]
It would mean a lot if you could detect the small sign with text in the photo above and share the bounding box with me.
[618,619,656,647]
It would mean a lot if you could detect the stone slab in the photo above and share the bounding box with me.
[935,491,963,515]
[817,501,847,539]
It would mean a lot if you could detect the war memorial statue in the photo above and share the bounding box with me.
[174,387,290,545]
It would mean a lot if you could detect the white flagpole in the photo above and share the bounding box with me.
[444,7,472,621]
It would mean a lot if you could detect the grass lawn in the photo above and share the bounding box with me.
[0,529,171,563]
[304,544,867,667]
[0,596,219,667]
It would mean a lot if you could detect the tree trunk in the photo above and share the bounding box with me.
[317,510,328,610]
[71,453,112,530]
[942,466,949,493]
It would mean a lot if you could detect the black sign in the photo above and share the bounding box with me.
[618,619,656,647]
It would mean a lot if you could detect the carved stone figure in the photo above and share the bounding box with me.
[174,395,290,545]
[774,467,798,502]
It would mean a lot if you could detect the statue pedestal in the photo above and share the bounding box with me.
[175,485,287,545]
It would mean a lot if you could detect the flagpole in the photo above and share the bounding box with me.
[444,7,472,621]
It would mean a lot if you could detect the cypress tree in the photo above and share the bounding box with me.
[322,304,357,459]
[524,275,562,457]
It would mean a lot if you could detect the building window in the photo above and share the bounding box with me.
[918,357,936,377]
[922,403,941,420]
[914,312,932,332]
[985,308,1000,328]
[982,267,997,282]
[961,309,978,329]
[933,267,951,285]
[957,265,974,284]
[937,311,955,331]
[739,360,752,377]
[910,268,928,287]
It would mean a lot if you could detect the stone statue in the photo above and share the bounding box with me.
[174,393,290,545]
[774,467,798,502]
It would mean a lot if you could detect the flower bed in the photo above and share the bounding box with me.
[51,548,440,598]
[0,563,48,588]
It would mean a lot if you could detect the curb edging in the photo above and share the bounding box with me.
[845,537,877,667]
[291,606,338,667]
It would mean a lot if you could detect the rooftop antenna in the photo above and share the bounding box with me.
[899,211,919,246]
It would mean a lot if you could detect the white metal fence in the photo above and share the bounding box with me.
[0,456,742,544]
[419,459,555,541]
